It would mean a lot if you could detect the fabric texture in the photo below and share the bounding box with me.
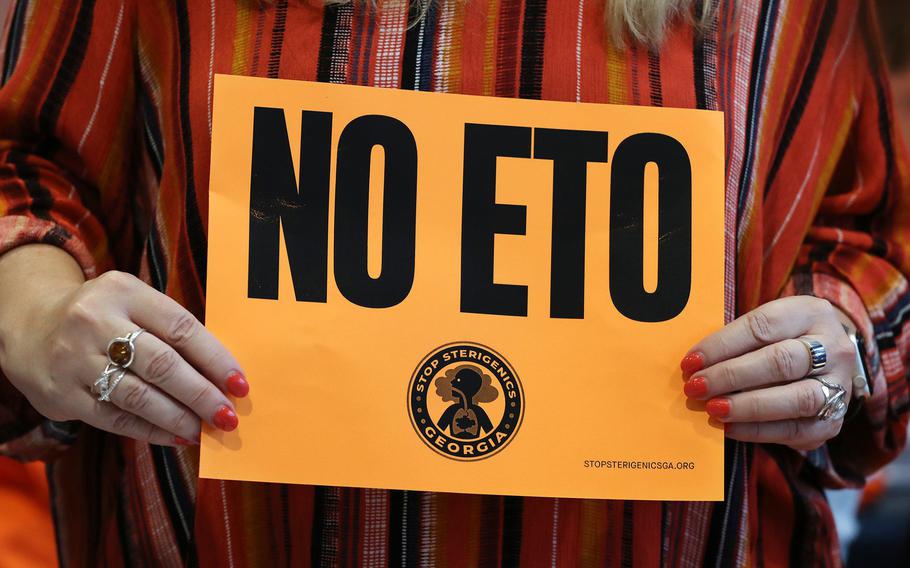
[0,457,57,568]
[0,0,908,566]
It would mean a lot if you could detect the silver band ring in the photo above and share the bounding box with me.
[106,328,145,369]
[94,328,144,402]
[798,338,827,376]
[811,376,848,421]
[97,369,126,402]
[92,362,119,395]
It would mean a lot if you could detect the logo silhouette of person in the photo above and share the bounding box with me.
[436,367,496,439]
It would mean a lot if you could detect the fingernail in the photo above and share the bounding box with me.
[708,417,724,430]
[681,352,706,379]
[213,406,239,432]
[705,398,731,418]
[226,372,250,398]
[174,436,199,446]
[684,376,709,398]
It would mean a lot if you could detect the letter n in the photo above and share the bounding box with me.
[248,108,332,301]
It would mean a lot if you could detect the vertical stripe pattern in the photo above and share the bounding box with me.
[0,1,907,567]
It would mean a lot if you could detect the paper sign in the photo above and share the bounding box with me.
[203,75,726,501]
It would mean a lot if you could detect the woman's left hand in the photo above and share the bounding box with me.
[681,296,857,452]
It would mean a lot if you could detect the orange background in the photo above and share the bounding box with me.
[203,76,726,501]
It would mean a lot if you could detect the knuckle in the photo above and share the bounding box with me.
[786,420,803,440]
[827,419,844,439]
[810,296,833,315]
[187,384,211,409]
[166,313,199,347]
[833,337,854,363]
[122,381,151,413]
[34,376,75,420]
[796,384,821,417]
[65,299,101,329]
[714,334,736,358]
[47,337,76,368]
[770,345,796,379]
[145,349,179,385]
[744,422,762,439]
[202,349,225,377]
[716,364,738,392]
[111,411,138,434]
[747,311,775,343]
[96,270,134,291]
[797,434,826,452]
[746,394,764,420]
[139,422,157,443]
[171,411,197,434]
[32,388,70,421]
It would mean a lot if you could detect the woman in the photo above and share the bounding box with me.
[0,0,907,565]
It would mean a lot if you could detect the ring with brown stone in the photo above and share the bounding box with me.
[105,328,145,369]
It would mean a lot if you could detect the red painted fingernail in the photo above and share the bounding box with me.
[684,376,709,398]
[706,398,731,418]
[681,352,706,379]
[174,436,198,446]
[226,372,250,398]
[213,406,239,432]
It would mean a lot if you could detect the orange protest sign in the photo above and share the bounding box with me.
[203,75,726,501]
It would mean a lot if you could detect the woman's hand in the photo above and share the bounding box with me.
[681,296,857,451]
[0,255,248,447]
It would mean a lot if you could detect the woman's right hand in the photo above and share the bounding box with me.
[0,267,248,447]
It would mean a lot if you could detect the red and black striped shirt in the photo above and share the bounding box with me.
[1,0,909,565]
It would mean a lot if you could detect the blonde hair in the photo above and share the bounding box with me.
[608,0,717,46]
[269,1,717,47]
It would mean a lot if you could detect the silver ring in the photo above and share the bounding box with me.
[98,369,126,402]
[93,364,126,402]
[798,338,827,376]
[94,328,144,402]
[106,328,145,369]
[811,377,848,421]
[92,362,118,395]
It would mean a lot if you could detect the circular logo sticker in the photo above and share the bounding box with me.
[408,342,524,461]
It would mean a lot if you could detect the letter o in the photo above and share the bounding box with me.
[609,133,692,322]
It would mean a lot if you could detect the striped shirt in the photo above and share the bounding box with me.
[1,0,909,566]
